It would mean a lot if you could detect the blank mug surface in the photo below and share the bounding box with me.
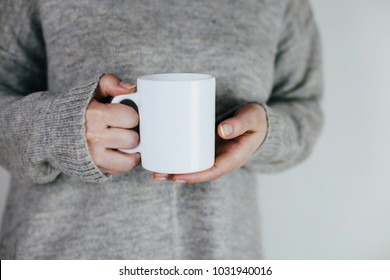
[112,73,216,174]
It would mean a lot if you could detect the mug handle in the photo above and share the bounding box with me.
[111,93,141,154]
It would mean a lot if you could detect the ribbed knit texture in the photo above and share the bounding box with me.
[0,0,322,259]
[0,76,107,183]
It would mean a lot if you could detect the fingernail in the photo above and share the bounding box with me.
[220,123,233,137]
[119,81,136,89]
[154,177,167,181]
[174,180,186,184]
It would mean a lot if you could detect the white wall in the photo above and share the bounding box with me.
[1,0,389,259]
[258,0,390,259]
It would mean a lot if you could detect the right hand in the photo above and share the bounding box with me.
[86,74,140,175]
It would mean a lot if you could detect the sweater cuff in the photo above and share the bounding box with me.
[46,75,109,182]
[246,103,283,167]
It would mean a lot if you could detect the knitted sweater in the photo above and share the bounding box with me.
[0,0,322,259]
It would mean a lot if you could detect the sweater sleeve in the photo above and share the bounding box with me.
[0,0,108,184]
[244,0,323,173]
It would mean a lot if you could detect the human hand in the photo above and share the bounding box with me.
[86,74,140,175]
[153,103,268,184]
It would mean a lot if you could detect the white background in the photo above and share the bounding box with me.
[0,0,389,259]
[258,0,390,259]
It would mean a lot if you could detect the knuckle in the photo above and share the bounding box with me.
[86,101,98,118]
[100,73,113,85]
[86,131,102,146]
[249,104,264,127]
[99,73,119,95]
[88,103,105,123]
[86,134,97,146]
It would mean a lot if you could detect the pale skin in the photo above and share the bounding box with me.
[86,73,268,184]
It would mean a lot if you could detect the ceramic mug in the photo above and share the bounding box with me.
[111,73,216,174]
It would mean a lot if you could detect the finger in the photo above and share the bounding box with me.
[87,127,139,150]
[103,103,139,128]
[95,73,136,101]
[105,128,139,149]
[218,103,265,140]
[171,146,248,184]
[95,149,141,174]
[170,155,236,184]
[86,100,139,129]
[152,173,169,181]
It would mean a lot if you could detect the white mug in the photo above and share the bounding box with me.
[111,73,216,174]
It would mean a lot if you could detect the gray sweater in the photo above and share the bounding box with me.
[0,0,322,259]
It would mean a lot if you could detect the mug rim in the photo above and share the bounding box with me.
[138,73,213,82]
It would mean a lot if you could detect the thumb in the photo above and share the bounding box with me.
[217,104,264,140]
[218,118,247,140]
[95,73,136,101]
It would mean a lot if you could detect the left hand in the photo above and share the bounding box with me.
[153,103,268,184]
